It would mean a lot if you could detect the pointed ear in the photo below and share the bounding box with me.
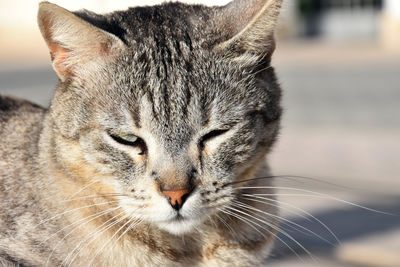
[213,0,282,58]
[37,1,125,81]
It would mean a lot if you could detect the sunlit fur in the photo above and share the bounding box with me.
[0,0,285,266]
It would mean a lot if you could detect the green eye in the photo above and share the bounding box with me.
[118,133,138,143]
[109,132,147,155]
[110,132,139,146]
[109,133,147,155]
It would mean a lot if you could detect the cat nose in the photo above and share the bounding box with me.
[161,189,191,210]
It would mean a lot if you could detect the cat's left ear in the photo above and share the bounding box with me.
[37,2,125,81]
[212,0,282,59]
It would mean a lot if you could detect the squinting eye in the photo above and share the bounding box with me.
[109,132,146,154]
[117,133,137,142]
[199,129,229,149]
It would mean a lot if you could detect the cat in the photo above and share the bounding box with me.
[0,0,282,266]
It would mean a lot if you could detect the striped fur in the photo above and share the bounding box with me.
[0,0,282,265]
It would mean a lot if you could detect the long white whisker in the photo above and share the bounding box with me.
[242,194,341,245]
[60,193,126,203]
[101,218,143,267]
[252,65,272,76]
[41,206,120,247]
[214,213,236,237]
[65,206,143,267]
[34,200,121,231]
[218,208,265,237]
[239,194,311,222]
[62,210,127,267]
[227,175,352,190]
[44,206,120,266]
[218,207,302,260]
[225,205,316,262]
[235,186,393,215]
[237,193,317,235]
[87,215,138,266]
[207,214,218,229]
[66,180,100,200]
[232,199,336,247]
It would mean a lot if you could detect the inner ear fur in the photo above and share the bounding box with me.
[37,1,125,81]
[213,0,282,58]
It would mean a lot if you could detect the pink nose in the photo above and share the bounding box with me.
[161,189,191,210]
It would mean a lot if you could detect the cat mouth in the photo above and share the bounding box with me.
[168,213,186,222]
[158,215,200,235]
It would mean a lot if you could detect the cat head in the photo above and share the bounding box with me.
[38,0,282,235]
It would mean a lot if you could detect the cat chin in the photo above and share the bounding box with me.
[157,218,201,235]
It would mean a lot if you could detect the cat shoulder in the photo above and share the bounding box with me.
[0,95,45,115]
[0,95,46,153]
[0,95,46,130]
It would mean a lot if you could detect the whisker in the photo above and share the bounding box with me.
[242,194,341,245]
[238,194,311,222]
[34,200,121,231]
[232,199,336,246]
[39,206,120,246]
[101,218,143,267]
[231,200,307,238]
[225,205,316,262]
[214,213,236,237]
[87,215,138,266]
[218,208,265,237]
[207,214,218,229]
[224,175,351,190]
[62,210,127,267]
[65,206,144,267]
[235,186,395,215]
[218,207,303,261]
[66,180,100,200]
[60,193,128,203]
[43,206,121,266]
[251,65,272,76]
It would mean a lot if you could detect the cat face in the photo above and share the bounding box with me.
[39,1,282,235]
[69,48,279,234]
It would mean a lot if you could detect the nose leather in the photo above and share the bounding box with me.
[162,189,190,208]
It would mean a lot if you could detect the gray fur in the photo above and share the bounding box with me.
[0,0,282,265]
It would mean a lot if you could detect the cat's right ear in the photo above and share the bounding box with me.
[37,2,125,81]
[210,0,282,62]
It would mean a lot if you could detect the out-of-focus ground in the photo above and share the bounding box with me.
[1,1,400,266]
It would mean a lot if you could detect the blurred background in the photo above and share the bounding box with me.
[1,0,399,266]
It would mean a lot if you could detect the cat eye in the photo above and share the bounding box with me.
[199,129,229,149]
[109,133,147,154]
